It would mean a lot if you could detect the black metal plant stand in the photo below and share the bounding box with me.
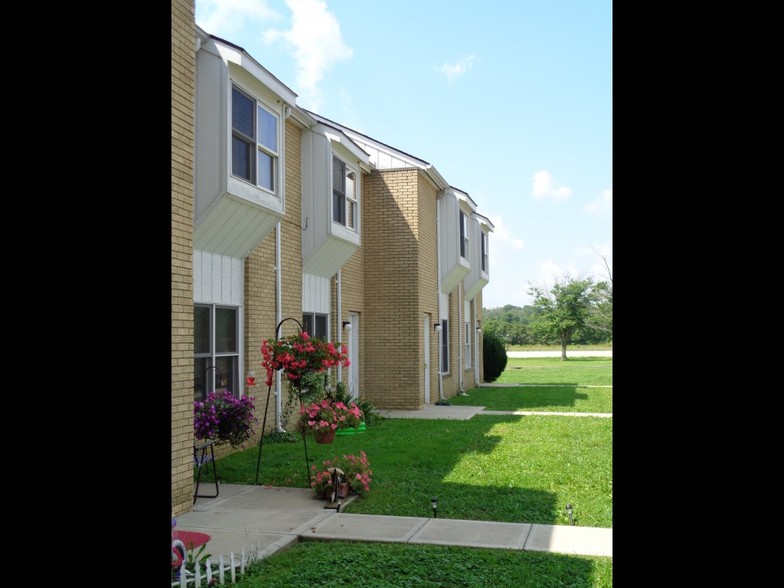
[254,318,312,486]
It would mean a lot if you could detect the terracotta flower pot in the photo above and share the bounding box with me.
[314,428,336,444]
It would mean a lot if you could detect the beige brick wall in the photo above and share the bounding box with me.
[362,168,434,409]
[417,174,441,403]
[243,118,305,441]
[171,0,196,517]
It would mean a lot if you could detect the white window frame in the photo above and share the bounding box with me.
[460,211,470,260]
[194,304,241,402]
[481,232,488,273]
[302,312,329,340]
[231,84,280,196]
[465,322,472,368]
[332,156,358,230]
[440,319,450,374]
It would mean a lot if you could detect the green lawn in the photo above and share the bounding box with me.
[206,355,613,587]
[450,385,612,413]
[493,357,612,386]
[239,541,613,587]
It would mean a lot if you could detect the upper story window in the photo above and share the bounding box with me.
[232,85,279,193]
[333,156,358,229]
[460,211,470,260]
[481,232,488,272]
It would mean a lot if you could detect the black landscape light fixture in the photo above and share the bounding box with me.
[342,321,352,331]
[434,323,442,332]
[566,503,573,526]
[431,496,438,518]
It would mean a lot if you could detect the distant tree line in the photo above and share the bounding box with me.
[482,272,612,353]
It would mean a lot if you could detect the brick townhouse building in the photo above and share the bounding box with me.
[171,0,494,516]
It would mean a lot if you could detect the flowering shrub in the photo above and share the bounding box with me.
[310,451,373,497]
[194,390,257,448]
[300,398,363,435]
[260,331,350,386]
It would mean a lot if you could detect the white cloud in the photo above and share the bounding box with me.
[531,170,572,202]
[263,0,353,110]
[536,259,581,288]
[488,216,524,250]
[583,187,612,215]
[437,55,477,81]
[196,0,282,38]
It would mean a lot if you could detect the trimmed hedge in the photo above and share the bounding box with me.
[482,331,508,383]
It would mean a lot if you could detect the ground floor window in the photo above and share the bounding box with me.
[194,304,239,402]
[302,312,328,339]
[440,319,449,373]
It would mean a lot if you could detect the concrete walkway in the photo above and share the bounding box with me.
[175,401,613,566]
[176,484,612,564]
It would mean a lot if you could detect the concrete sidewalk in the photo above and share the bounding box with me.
[174,384,613,568]
[175,484,612,563]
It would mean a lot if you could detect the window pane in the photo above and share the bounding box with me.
[346,169,355,200]
[333,192,345,224]
[441,320,449,373]
[302,314,313,337]
[194,306,211,354]
[216,307,237,352]
[215,355,238,395]
[233,136,252,180]
[315,314,328,340]
[232,88,254,137]
[194,357,209,403]
[333,158,344,191]
[257,106,277,152]
[257,150,274,191]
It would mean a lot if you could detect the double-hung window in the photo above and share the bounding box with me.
[194,304,240,402]
[440,319,449,373]
[459,211,470,260]
[465,321,472,368]
[232,85,279,193]
[302,312,329,340]
[332,156,357,229]
[481,232,488,273]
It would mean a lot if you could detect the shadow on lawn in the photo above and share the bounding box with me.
[214,414,572,526]
[451,385,589,409]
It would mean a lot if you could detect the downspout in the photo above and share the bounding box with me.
[474,305,481,385]
[275,221,284,431]
[458,283,464,394]
[336,270,342,382]
[436,192,445,402]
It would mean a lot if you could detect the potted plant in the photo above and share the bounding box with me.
[310,451,373,499]
[194,389,257,448]
[299,398,363,443]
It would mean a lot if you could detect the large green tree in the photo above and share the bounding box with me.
[528,276,602,360]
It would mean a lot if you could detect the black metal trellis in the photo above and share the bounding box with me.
[254,317,313,486]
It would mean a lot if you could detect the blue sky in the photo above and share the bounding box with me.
[195,0,612,309]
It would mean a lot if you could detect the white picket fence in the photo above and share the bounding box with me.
[171,544,262,587]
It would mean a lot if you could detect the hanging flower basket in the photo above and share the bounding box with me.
[261,331,350,387]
